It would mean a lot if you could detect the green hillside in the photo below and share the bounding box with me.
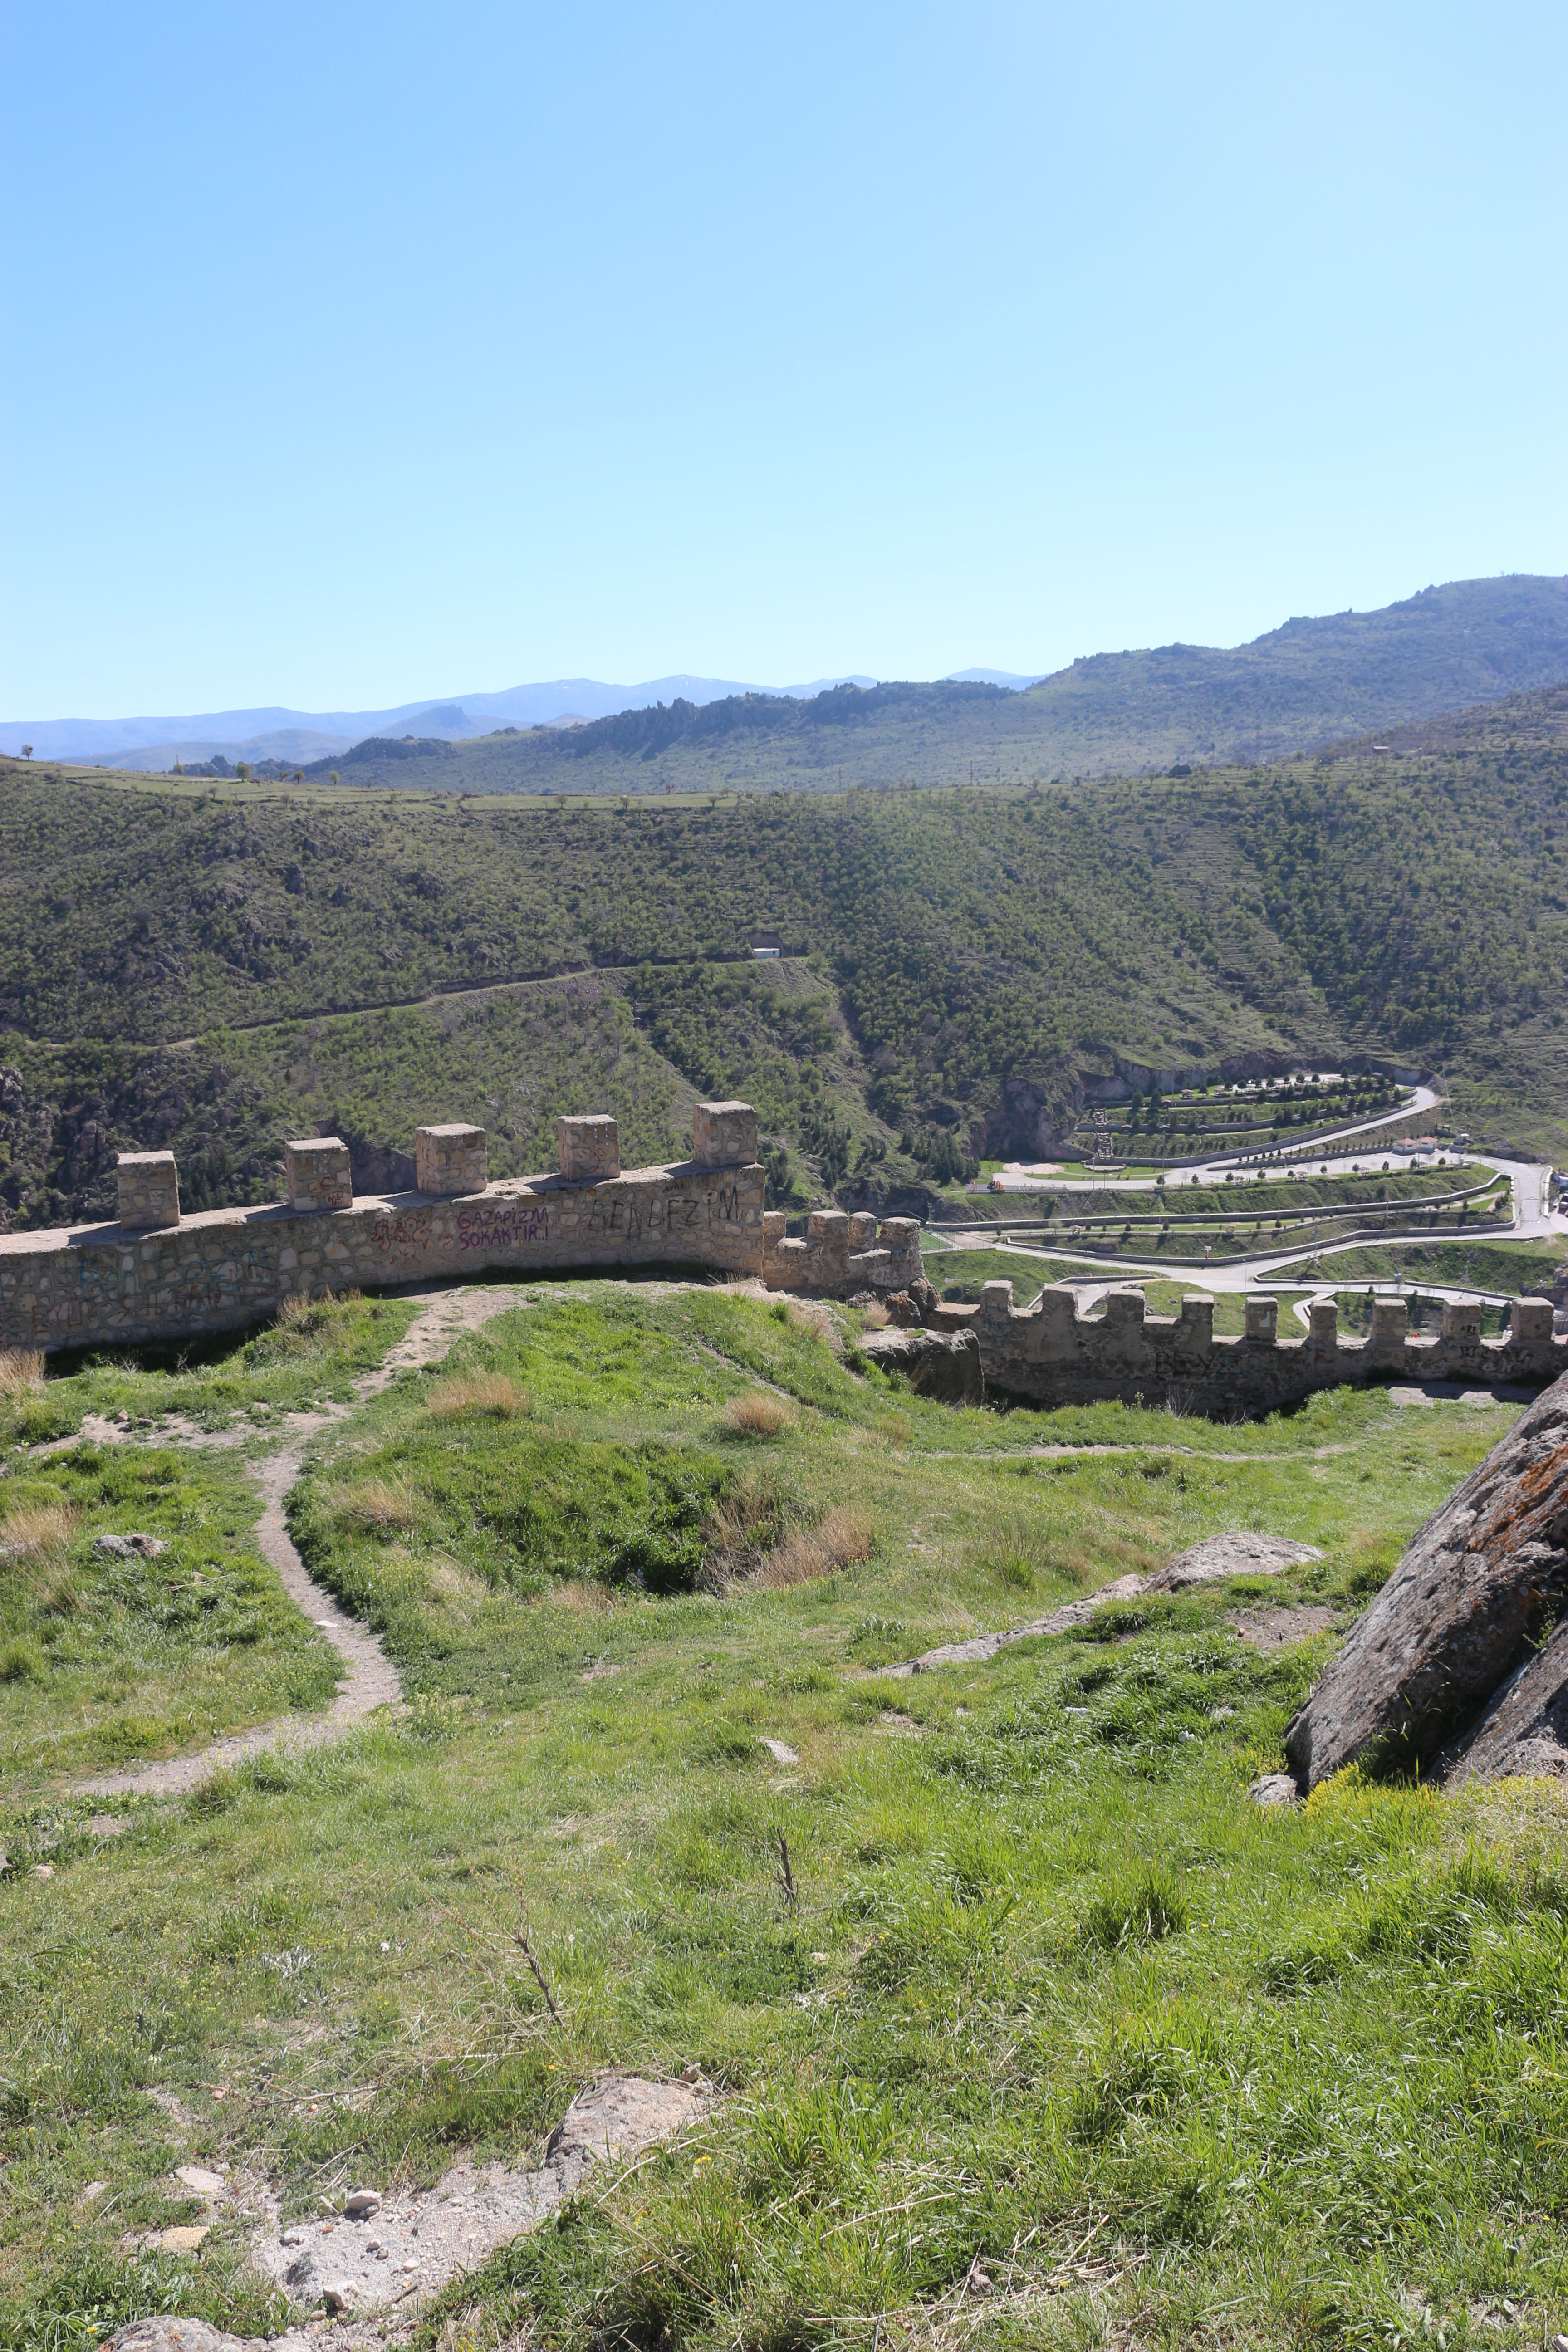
[2,676,1566,1230]
[277,575,1568,795]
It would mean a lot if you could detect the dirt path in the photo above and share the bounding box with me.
[71,1282,520,1801]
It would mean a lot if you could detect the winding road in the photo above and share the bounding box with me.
[952,1084,1564,1301]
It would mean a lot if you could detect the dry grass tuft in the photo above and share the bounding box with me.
[427,1371,532,1421]
[333,1477,431,1534]
[726,1391,794,1437]
[874,1411,911,1448]
[755,1504,875,1589]
[0,1348,45,1398]
[0,1501,81,1558]
[552,1578,615,1615]
[860,1301,891,1329]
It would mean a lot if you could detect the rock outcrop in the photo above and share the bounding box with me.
[1285,1369,1568,1790]
[1439,1620,1568,1784]
[860,1325,984,1403]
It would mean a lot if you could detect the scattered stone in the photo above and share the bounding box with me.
[758,1737,799,1765]
[344,2185,381,2217]
[320,2283,355,2314]
[1249,1773,1303,1809]
[859,1326,984,1403]
[905,1574,1148,1672]
[107,2325,238,2352]
[30,1863,54,1879]
[252,2072,716,2313]
[174,2165,226,2200]
[1286,1370,1568,1790]
[158,2224,208,2253]
[680,2062,702,2083]
[1146,1532,1323,1592]
[87,1814,126,1838]
[93,1532,168,1559]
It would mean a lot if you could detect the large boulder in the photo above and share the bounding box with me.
[1285,1370,1568,1790]
[860,1326,984,1403]
[1440,1621,1568,1785]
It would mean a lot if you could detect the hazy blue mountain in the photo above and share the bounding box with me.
[1,676,880,764]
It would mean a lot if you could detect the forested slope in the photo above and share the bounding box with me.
[1,680,1565,1229]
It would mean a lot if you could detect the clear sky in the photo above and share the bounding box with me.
[2,0,1564,720]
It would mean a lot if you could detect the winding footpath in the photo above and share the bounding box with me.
[72,1282,519,1802]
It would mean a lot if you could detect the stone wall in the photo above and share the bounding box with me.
[934,1280,1564,1411]
[1,1107,767,1355]
[763,1209,924,1297]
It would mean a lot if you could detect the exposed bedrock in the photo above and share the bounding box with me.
[1284,1369,1568,1790]
[860,1324,984,1403]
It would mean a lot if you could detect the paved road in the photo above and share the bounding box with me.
[993,1085,1449,1193]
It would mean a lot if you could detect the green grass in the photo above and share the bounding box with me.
[1315,1237,1564,1295]
[0,1289,419,1448]
[0,1291,415,1784]
[0,1446,339,1784]
[3,1281,1558,2345]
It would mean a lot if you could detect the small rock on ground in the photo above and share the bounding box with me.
[1146,1533,1323,1592]
[250,2071,715,2316]
[93,1532,167,1558]
[758,1737,799,1764]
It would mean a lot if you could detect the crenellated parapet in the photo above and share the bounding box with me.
[1,1106,768,1355]
[929,1280,1565,1412]
[762,1208,924,1298]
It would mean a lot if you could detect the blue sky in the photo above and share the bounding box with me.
[2,0,1564,718]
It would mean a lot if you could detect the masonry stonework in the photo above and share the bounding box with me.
[116,1151,180,1231]
[937,1280,1565,1411]
[763,1209,924,1297]
[3,1106,767,1355]
[283,1137,353,1213]
[415,1124,488,1197]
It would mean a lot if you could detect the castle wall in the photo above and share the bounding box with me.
[1,1110,766,1355]
[936,1281,1564,1411]
[762,1208,924,1297]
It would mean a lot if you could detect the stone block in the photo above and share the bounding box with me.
[1104,1288,1146,1331]
[845,1212,879,1250]
[415,1124,488,1197]
[806,1209,849,1256]
[980,1279,1015,1324]
[1310,1299,1339,1348]
[1245,1297,1278,1343]
[284,1137,352,1213]
[116,1151,180,1230]
[1510,1298,1555,1352]
[1441,1301,1482,1343]
[557,1115,621,1183]
[1370,1299,1409,1356]
[692,1101,759,1166]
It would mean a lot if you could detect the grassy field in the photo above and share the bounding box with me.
[0,1293,416,1781]
[3,1279,1563,2347]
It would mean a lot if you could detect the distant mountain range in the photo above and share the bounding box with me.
[5,576,1566,777]
[0,673,891,769]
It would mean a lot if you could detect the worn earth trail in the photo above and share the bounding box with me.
[71,1281,520,1801]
